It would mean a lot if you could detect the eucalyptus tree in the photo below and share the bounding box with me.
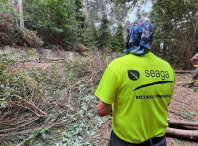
[149,0,174,60]
[109,0,139,11]
[85,0,130,26]
[87,0,109,25]
[75,0,87,45]
[149,0,198,69]
[5,0,24,28]
[108,3,128,25]
[18,0,24,28]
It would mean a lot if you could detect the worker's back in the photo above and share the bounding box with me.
[95,52,176,143]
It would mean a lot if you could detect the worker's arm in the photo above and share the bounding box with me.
[190,58,198,68]
[97,100,112,117]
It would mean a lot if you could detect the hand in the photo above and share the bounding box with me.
[194,65,198,68]
[110,110,113,116]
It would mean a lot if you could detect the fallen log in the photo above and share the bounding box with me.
[166,127,198,140]
[40,57,66,61]
[168,119,198,130]
[34,57,66,63]
[174,70,194,73]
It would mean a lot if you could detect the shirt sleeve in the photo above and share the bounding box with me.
[193,54,198,60]
[95,66,118,104]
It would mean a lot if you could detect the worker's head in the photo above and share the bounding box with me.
[126,19,154,55]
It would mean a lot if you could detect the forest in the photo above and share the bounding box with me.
[0,0,198,145]
[0,0,197,69]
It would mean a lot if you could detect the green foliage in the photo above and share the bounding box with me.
[0,2,42,48]
[87,0,107,25]
[99,12,111,49]
[123,20,130,36]
[181,83,188,87]
[23,0,87,49]
[192,87,198,92]
[116,23,125,49]
[0,51,121,145]
[16,28,43,47]
[149,0,198,69]
[179,109,197,121]
[22,129,43,146]
[110,36,122,51]
[0,3,17,45]
[0,0,135,52]
[110,0,139,11]
[56,95,104,145]
[74,0,88,45]
[108,3,128,25]
[91,26,100,47]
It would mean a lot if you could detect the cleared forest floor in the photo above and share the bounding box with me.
[24,62,198,146]
[167,73,198,146]
[3,60,198,146]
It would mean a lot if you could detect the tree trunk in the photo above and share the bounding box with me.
[169,46,172,65]
[166,127,198,140]
[168,119,198,127]
[168,119,198,130]
[18,0,24,28]
[84,0,88,22]
[162,30,166,59]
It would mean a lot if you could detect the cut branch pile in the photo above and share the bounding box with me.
[0,51,118,145]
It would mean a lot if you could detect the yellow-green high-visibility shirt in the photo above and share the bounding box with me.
[95,52,176,144]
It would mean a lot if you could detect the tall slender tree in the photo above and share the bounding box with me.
[149,0,198,69]
[18,0,24,28]
[99,12,111,49]
[116,23,125,49]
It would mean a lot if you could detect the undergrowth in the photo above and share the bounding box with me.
[179,109,197,122]
[0,50,123,145]
[0,3,43,48]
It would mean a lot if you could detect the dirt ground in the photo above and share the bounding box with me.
[17,62,198,145]
[167,73,198,146]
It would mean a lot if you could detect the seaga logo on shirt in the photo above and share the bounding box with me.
[145,70,169,80]
[128,70,140,81]
[128,70,169,81]
[128,69,173,92]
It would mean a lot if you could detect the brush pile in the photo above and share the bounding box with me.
[0,50,121,145]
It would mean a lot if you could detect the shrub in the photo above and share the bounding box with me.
[0,2,43,48]
[15,28,43,48]
[0,4,16,46]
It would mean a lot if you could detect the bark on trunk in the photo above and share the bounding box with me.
[168,119,198,127]
[166,127,198,140]
[162,30,166,59]
[84,0,88,22]
[18,0,24,28]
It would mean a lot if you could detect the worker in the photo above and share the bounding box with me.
[95,19,176,146]
[186,53,198,88]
